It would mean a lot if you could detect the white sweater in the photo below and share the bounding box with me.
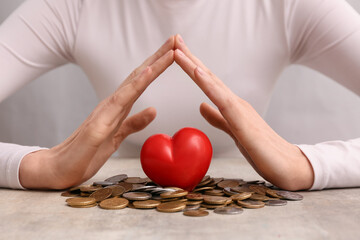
[1,0,360,190]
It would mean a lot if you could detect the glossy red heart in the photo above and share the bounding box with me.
[140,127,213,191]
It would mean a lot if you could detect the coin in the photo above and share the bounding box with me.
[276,191,303,201]
[203,195,229,205]
[105,174,128,183]
[214,206,243,215]
[66,197,96,207]
[61,191,78,197]
[108,185,125,197]
[266,189,282,198]
[124,177,148,184]
[201,203,226,209]
[200,175,210,183]
[265,200,288,206]
[99,197,129,209]
[212,178,224,185]
[183,210,209,217]
[184,204,201,211]
[117,182,133,192]
[231,185,254,193]
[247,180,265,185]
[223,187,239,196]
[217,180,239,189]
[186,193,203,201]
[93,181,115,187]
[123,192,152,201]
[156,201,186,213]
[132,185,157,192]
[250,193,270,201]
[69,203,97,208]
[193,187,214,192]
[186,200,203,206]
[204,189,224,196]
[90,188,112,202]
[79,185,102,193]
[160,189,188,199]
[133,200,161,209]
[197,177,212,187]
[237,200,265,209]
[248,185,268,195]
[230,192,252,201]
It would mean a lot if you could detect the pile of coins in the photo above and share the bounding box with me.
[62,174,303,217]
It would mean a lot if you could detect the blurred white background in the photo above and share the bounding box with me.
[1,0,359,157]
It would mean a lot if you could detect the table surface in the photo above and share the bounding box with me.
[1,157,359,240]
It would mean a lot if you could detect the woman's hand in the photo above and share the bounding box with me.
[174,35,314,191]
[19,37,176,189]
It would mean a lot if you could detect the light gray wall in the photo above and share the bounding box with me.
[0,1,359,155]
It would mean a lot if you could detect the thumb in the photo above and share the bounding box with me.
[115,107,157,140]
[199,102,236,140]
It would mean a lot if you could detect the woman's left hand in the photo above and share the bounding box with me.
[174,35,314,191]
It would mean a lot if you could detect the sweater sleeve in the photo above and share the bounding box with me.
[285,0,360,190]
[0,0,83,189]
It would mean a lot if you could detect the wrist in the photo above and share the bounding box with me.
[19,149,54,189]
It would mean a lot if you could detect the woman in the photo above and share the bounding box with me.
[0,0,359,190]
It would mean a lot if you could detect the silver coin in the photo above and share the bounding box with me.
[105,174,128,183]
[184,204,201,211]
[265,199,288,206]
[93,181,115,187]
[276,191,303,201]
[123,192,152,201]
[223,187,238,196]
[132,185,156,191]
[214,206,243,215]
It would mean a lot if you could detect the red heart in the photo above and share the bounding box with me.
[140,127,213,191]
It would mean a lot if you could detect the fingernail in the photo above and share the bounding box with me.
[178,34,184,43]
[176,49,184,56]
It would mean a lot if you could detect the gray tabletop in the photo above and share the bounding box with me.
[1,158,359,240]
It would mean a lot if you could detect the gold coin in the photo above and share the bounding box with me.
[108,185,126,197]
[200,203,226,209]
[266,189,282,198]
[203,195,229,205]
[80,192,91,197]
[217,180,239,189]
[61,191,78,197]
[230,192,252,201]
[248,185,268,195]
[160,189,188,199]
[90,188,113,202]
[117,182,133,192]
[79,185,102,192]
[161,197,181,202]
[237,200,265,209]
[250,193,270,201]
[133,200,161,209]
[124,177,148,184]
[66,197,96,206]
[156,201,186,213]
[231,185,254,193]
[69,203,98,208]
[186,193,203,200]
[183,210,209,217]
[99,198,129,209]
[204,189,224,196]
[186,200,203,206]
[193,187,214,192]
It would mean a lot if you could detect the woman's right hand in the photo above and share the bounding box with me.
[19,37,175,190]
